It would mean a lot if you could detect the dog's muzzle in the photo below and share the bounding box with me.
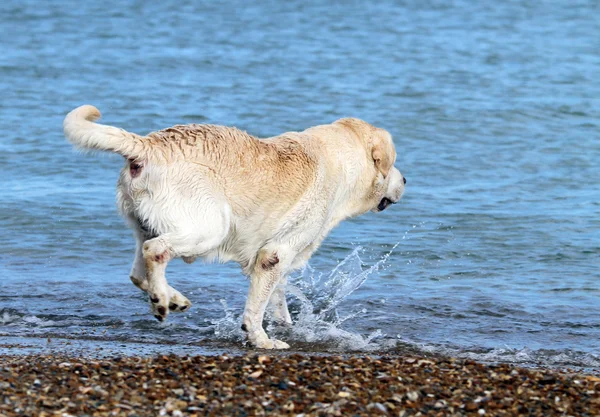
[377,197,394,211]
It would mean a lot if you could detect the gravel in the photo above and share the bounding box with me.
[1,353,599,416]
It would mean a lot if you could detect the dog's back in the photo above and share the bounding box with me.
[59,105,322,269]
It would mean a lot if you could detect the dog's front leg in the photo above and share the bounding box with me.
[242,248,292,349]
[268,275,292,326]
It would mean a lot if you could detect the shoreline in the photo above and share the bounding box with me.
[1,350,599,416]
[1,335,598,372]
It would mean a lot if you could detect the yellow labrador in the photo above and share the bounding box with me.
[63,105,406,349]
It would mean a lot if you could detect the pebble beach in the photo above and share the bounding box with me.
[2,1,600,416]
[1,353,599,417]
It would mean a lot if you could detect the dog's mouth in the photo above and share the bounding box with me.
[377,197,395,211]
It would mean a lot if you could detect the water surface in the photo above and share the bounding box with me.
[1,0,599,367]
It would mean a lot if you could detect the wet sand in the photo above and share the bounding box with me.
[1,351,599,416]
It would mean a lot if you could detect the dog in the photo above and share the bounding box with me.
[63,105,405,349]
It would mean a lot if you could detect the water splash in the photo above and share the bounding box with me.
[394,336,600,369]
[211,299,244,342]
[284,245,401,351]
[0,308,56,328]
[207,244,400,351]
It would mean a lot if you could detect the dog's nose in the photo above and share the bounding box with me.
[403,176,407,185]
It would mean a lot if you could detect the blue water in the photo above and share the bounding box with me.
[1,0,599,367]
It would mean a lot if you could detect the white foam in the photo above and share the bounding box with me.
[395,336,600,369]
[0,309,56,327]
[204,244,600,368]
[208,245,400,351]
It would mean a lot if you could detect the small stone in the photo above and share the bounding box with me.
[389,394,403,403]
[407,391,419,401]
[249,370,263,379]
[465,403,478,411]
[0,351,596,416]
[257,355,270,365]
[367,402,388,414]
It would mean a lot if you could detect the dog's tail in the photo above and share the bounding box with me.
[63,105,148,159]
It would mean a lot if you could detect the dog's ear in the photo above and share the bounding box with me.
[336,118,365,139]
[336,119,395,179]
[372,131,395,179]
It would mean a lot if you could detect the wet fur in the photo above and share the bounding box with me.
[63,105,405,349]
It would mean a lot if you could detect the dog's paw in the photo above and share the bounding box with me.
[248,332,291,349]
[168,286,191,313]
[148,290,170,322]
[272,339,291,349]
[253,338,290,350]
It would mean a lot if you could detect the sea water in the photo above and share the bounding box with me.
[1,0,599,367]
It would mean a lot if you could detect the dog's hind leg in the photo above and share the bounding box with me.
[143,236,171,322]
[127,215,191,313]
[144,225,228,322]
[128,221,150,291]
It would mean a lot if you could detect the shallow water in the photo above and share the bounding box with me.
[1,0,599,367]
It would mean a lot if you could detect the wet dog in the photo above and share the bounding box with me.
[64,105,405,348]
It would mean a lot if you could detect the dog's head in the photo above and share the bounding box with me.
[335,118,406,213]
